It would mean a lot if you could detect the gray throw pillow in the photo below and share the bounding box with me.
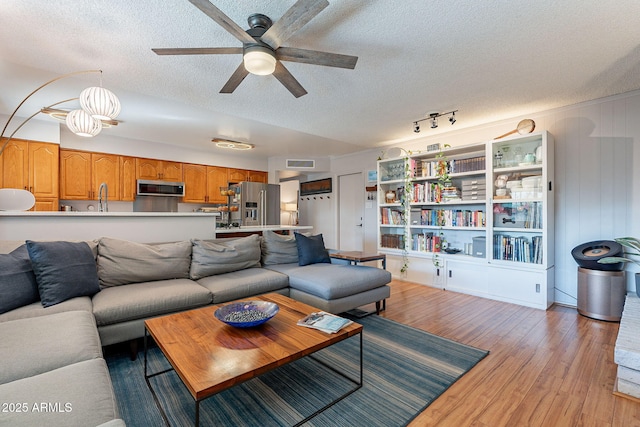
[294,232,331,266]
[0,245,39,314]
[261,230,299,265]
[26,240,101,307]
[97,237,192,287]
[190,235,261,280]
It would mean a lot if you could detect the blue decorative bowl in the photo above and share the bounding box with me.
[214,301,279,328]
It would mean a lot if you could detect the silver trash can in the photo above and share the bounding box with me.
[577,267,626,321]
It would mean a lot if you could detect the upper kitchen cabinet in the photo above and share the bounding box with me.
[182,163,207,203]
[247,170,268,183]
[136,158,182,181]
[227,168,248,184]
[2,139,58,210]
[119,156,136,201]
[60,149,128,201]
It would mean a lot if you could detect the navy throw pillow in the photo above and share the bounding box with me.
[0,245,39,314]
[294,233,331,266]
[26,240,101,307]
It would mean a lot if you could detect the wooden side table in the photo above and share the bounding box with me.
[329,251,387,269]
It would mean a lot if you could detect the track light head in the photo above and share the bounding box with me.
[430,117,438,129]
[449,112,456,125]
[411,110,458,134]
[413,122,420,133]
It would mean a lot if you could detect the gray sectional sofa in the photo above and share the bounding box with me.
[0,230,391,427]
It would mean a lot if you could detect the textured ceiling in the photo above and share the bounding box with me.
[1,0,640,161]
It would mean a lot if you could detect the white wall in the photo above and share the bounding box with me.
[325,89,640,306]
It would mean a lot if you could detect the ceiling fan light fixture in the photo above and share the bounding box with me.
[212,139,254,150]
[65,109,102,137]
[243,45,276,75]
[79,86,122,120]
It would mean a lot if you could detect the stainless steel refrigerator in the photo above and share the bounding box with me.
[233,182,281,226]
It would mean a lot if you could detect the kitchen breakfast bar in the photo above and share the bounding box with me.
[0,212,311,242]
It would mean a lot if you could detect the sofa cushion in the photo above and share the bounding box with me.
[294,232,331,266]
[91,279,212,326]
[0,296,92,323]
[0,359,119,427]
[261,230,299,265]
[0,245,39,314]
[265,263,392,300]
[26,240,101,307]
[197,268,289,303]
[0,310,102,384]
[97,237,191,287]
[190,235,261,279]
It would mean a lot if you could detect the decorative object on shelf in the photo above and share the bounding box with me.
[412,110,458,133]
[214,301,279,328]
[493,119,536,140]
[0,69,121,156]
[212,138,255,150]
[152,0,358,98]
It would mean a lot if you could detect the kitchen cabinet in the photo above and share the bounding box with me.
[183,164,231,204]
[136,158,182,181]
[247,170,268,183]
[2,139,58,210]
[227,168,247,184]
[60,149,127,201]
[119,156,136,201]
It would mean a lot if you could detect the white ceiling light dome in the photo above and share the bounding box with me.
[66,109,103,137]
[79,86,122,120]
[243,45,276,76]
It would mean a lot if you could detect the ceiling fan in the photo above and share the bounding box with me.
[152,0,358,98]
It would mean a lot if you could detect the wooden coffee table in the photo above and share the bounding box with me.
[144,293,363,426]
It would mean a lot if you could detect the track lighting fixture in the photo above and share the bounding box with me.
[411,110,458,133]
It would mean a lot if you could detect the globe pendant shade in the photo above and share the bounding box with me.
[66,109,102,137]
[79,86,122,120]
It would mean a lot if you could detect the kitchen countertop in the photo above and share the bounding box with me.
[0,211,219,217]
[215,225,312,233]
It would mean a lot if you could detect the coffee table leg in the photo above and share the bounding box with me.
[195,400,200,427]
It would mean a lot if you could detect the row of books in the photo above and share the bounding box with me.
[380,207,405,225]
[380,233,405,249]
[411,232,442,252]
[413,208,485,228]
[410,183,462,203]
[493,234,543,263]
[411,156,486,178]
[496,202,543,229]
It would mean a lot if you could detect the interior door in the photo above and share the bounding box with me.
[338,173,364,251]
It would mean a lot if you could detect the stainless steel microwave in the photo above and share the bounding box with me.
[136,180,185,197]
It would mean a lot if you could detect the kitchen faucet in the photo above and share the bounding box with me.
[98,182,108,212]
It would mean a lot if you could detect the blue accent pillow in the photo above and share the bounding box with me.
[0,245,39,314]
[294,232,331,266]
[26,240,101,307]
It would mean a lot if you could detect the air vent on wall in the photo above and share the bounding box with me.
[286,159,315,169]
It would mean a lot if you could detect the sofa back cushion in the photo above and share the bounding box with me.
[97,237,191,287]
[190,235,261,280]
[0,245,39,314]
[26,240,101,307]
[261,230,300,265]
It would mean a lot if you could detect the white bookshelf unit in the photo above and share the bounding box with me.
[377,131,555,309]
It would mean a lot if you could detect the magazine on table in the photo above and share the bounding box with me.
[297,311,352,334]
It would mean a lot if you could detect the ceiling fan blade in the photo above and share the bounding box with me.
[188,0,255,44]
[152,47,242,55]
[272,61,307,98]
[276,47,357,69]
[261,0,329,50]
[220,63,250,94]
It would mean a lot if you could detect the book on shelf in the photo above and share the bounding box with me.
[297,312,353,334]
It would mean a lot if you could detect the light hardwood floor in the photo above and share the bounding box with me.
[362,279,640,426]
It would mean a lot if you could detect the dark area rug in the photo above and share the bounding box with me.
[107,314,488,426]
